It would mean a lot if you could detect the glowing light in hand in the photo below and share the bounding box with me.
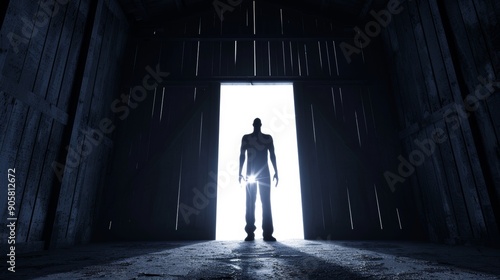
[247,175,256,183]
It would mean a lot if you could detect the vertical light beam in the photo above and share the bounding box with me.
[199,113,203,158]
[396,208,402,229]
[333,40,339,76]
[347,187,354,230]
[355,111,361,147]
[175,156,183,230]
[374,184,383,230]
[159,87,165,121]
[151,87,157,117]
[311,104,317,145]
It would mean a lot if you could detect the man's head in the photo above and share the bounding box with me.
[253,118,262,129]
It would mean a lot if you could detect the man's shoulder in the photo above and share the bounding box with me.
[241,134,253,143]
[261,133,273,139]
[242,133,273,140]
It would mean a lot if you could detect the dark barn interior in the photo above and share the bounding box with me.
[1,0,500,278]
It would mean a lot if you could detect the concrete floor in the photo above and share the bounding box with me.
[3,239,500,279]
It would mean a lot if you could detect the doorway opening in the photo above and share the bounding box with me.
[216,84,304,240]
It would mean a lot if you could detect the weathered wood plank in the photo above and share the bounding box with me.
[286,41,298,76]
[51,0,107,248]
[72,1,123,244]
[389,1,441,241]
[295,41,305,77]
[235,40,253,76]
[304,41,321,77]
[448,0,500,240]
[0,98,30,239]
[254,40,268,76]
[27,0,88,244]
[0,92,15,154]
[66,3,116,242]
[219,40,234,76]
[0,0,33,77]
[429,58,487,246]
[407,0,439,113]
[435,120,475,241]
[269,40,283,76]
[411,0,459,243]
[0,75,68,124]
[198,41,213,77]
[429,0,499,242]
[0,0,39,152]
[0,0,51,242]
[17,0,71,243]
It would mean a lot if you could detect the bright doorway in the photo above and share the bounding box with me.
[216,84,304,240]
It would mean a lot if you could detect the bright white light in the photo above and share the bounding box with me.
[247,175,256,183]
[216,84,304,240]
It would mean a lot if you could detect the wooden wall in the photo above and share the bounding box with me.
[100,0,417,241]
[382,0,500,244]
[294,80,421,240]
[0,0,128,252]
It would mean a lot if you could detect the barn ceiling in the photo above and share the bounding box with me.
[116,0,389,24]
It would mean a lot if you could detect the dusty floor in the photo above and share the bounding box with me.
[3,239,500,279]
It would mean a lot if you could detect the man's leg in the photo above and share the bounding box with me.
[245,183,257,240]
[259,179,274,240]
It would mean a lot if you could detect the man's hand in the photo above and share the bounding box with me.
[239,174,245,185]
[273,174,279,187]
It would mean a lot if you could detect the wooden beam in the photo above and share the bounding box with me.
[158,76,368,84]
[0,74,69,125]
[131,35,355,42]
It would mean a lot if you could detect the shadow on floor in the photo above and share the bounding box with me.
[3,241,206,279]
[186,241,371,279]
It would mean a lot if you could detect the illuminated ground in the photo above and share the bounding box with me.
[6,240,500,279]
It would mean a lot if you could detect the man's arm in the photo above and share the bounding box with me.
[239,136,246,184]
[269,136,279,187]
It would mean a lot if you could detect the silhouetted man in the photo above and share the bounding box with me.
[239,118,279,241]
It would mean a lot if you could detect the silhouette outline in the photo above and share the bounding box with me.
[239,118,279,241]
